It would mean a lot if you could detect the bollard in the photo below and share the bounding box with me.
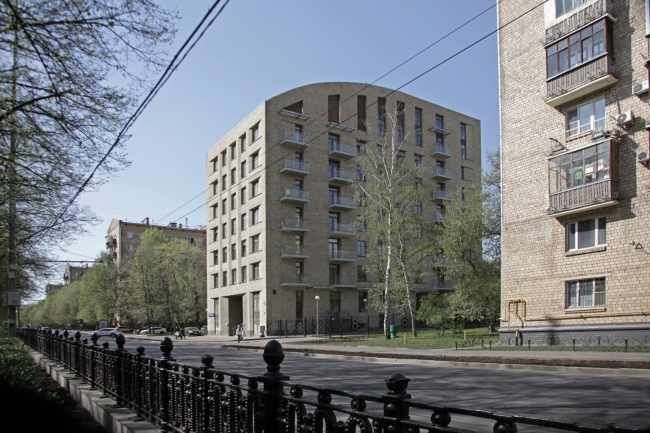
[464,330,467,340]
[489,340,492,350]
[528,339,530,350]
[404,333,407,344]
[455,341,458,351]
[625,338,628,353]
[572,338,575,351]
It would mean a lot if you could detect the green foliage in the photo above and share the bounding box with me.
[415,292,461,336]
[0,328,49,390]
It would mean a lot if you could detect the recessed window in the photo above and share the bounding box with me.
[212,251,218,266]
[212,157,218,173]
[546,20,607,78]
[357,140,365,155]
[378,98,386,135]
[460,123,467,159]
[357,265,367,282]
[414,201,422,215]
[241,266,247,283]
[212,228,218,242]
[251,262,260,280]
[251,235,260,252]
[231,269,237,285]
[222,174,227,191]
[222,223,227,239]
[251,124,260,142]
[357,95,366,131]
[566,98,605,138]
[241,213,247,231]
[222,199,227,215]
[241,240,247,257]
[251,152,260,169]
[212,273,218,288]
[222,272,227,287]
[357,165,364,182]
[252,207,260,225]
[565,278,606,309]
[222,247,228,263]
[415,108,422,147]
[212,204,218,219]
[241,187,247,204]
[231,193,236,210]
[252,179,260,197]
[240,134,247,152]
[230,143,236,160]
[231,243,237,261]
[221,150,227,167]
[241,162,247,179]
[231,218,236,235]
[357,241,366,257]
[397,101,405,141]
[328,95,340,123]
[231,168,237,185]
[567,217,606,251]
[414,154,422,166]
[127,231,133,239]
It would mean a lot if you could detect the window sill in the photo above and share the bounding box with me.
[564,306,606,314]
[565,130,593,142]
[565,245,606,256]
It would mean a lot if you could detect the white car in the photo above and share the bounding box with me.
[90,328,121,338]
[139,326,167,335]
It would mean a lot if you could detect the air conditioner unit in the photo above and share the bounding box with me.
[633,80,649,95]
[638,150,650,165]
[616,111,634,126]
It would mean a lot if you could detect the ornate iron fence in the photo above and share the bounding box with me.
[17,328,646,433]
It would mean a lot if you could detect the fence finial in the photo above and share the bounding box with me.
[385,372,410,395]
[263,340,284,376]
[160,337,174,359]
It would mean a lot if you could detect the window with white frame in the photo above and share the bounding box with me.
[252,179,260,197]
[251,124,260,142]
[555,0,585,18]
[565,278,606,308]
[567,217,606,251]
[251,152,260,169]
[566,97,605,138]
[251,262,260,280]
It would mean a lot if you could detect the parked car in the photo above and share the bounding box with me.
[185,327,201,336]
[90,328,121,338]
[200,326,208,334]
[139,326,167,335]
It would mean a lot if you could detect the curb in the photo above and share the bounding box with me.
[221,344,650,376]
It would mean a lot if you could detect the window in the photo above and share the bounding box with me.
[415,108,422,147]
[296,290,304,319]
[357,95,366,131]
[251,152,260,169]
[414,154,422,166]
[253,292,261,322]
[396,150,405,161]
[378,98,386,135]
[231,243,236,261]
[329,290,340,314]
[567,217,606,251]
[251,262,260,280]
[241,161,247,179]
[127,244,133,251]
[358,291,368,312]
[240,134,247,152]
[212,204,218,219]
[252,179,260,197]
[212,181,218,195]
[222,272,227,287]
[556,0,586,19]
[230,143,236,160]
[566,278,606,308]
[212,273,218,288]
[222,174,227,191]
[357,140,365,155]
[328,134,340,153]
[231,218,236,235]
[414,201,422,215]
[231,193,236,210]
[241,187,247,204]
[414,178,422,189]
[212,228,218,242]
[357,265,367,282]
[460,123,467,159]
[214,298,220,326]
[251,207,260,225]
[461,166,465,180]
[222,199,227,215]
[241,266,247,283]
[435,115,444,148]
[127,231,133,239]
[356,215,366,232]
[231,168,237,185]
[222,223,227,239]
[549,142,611,193]
[357,191,365,207]
[221,150,227,166]
[397,101,405,141]
[251,124,260,142]
[328,95,340,123]
[546,20,607,78]
[251,235,260,252]
[222,247,227,263]
[566,98,605,138]
[212,157,218,173]
[231,269,237,285]
[357,241,366,257]
[212,251,218,266]
[357,165,365,181]
[241,213,247,230]
[241,239,247,257]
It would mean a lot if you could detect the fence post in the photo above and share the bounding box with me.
[340,314,343,338]
[115,334,127,405]
[303,317,307,337]
[381,373,412,433]
[625,338,628,353]
[200,354,215,432]
[90,334,99,389]
[74,331,82,376]
[259,340,289,433]
[158,337,175,433]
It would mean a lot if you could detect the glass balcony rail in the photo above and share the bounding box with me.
[328,222,356,234]
[281,217,309,231]
[433,166,452,178]
[281,188,309,202]
[281,159,309,174]
[328,140,355,157]
[281,272,309,285]
[329,275,355,286]
[328,195,356,208]
[432,190,453,201]
[433,212,449,222]
[430,144,452,158]
[281,244,309,257]
[279,130,309,148]
[328,168,354,182]
[328,249,355,261]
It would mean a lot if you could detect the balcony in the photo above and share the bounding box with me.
[546,54,617,107]
[329,195,356,210]
[430,144,451,159]
[280,273,310,287]
[432,190,452,201]
[328,222,356,237]
[328,168,354,184]
[327,121,355,133]
[432,166,452,180]
[545,0,613,44]
[280,159,309,176]
[329,275,356,288]
[429,126,452,135]
[279,109,310,121]
[329,249,356,263]
[280,187,310,204]
[548,179,619,217]
[281,244,309,259]
[280,217,309,232]
[433,212,449,223]
[279,130,309,150]
[328,140,356,159]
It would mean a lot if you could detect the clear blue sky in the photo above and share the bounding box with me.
[52,0,499,289]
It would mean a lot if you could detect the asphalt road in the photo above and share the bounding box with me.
[91,335,650,432]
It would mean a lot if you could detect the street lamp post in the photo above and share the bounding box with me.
[364,298,369,337]
[315,295,320,337]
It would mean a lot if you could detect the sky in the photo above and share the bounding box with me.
[50,0,500,292]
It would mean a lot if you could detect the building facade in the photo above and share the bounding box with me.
[64,263,88,285]
[205,82,481,336]
[498,0,650,343]
[106,217,206,268]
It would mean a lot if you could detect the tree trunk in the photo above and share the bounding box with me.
[383,224,392,339]
[398,257,417,338]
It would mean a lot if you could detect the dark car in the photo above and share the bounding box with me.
[185,327,202,336]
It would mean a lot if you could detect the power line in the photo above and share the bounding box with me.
[157,189,207,223]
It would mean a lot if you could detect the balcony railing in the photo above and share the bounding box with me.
[280,273,309,286]
[430,144,452,158]
[280,187,309,203]
[329,275,356,286]
[279,130,309,149]
[328,249,356,261]
[545,0,612,44]
[281,217,309,231]
[328,168,354,183]
[280,159,309,176]
[328,140,356,158]
[281,244,309,258]
[432,166,452,179]
[548,179,619,215]
[328,222,356,235]
[432,190,452,201]
[565,117,606,139]
[328,195,356,209]
[546,54,617,107]
[433,212,449,223]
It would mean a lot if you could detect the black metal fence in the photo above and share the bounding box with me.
[500,334,650,351]
[17,328,644,433]
[265,314,425,337]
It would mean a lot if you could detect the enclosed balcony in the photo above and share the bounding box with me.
[328,168,354,184]
[329,195,356,210]
[280,159,309,176]
[328,140,356,159]
[329,275,356,288]
[280,187,310,204]
[432,166,452,180]
[328,222,356,237]
[280,272,310,287]
[432,190,452,202]
[329,249,355,263]
[280,217,309,232]
[430,144,451,159]
[279,130,309,150]
[281,244,309,259]
[546,54,617,107]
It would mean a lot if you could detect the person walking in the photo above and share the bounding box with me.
[236,325,243,343]
[180,327,185,340]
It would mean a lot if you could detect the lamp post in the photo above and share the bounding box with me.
[363,298,369,337]
[315,295,320,337]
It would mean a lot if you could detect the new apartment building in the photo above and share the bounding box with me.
[205,82,480,336]
[106,217,206,268]
[499,0,650,343]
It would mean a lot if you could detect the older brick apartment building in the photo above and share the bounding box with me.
[205,82,481,336]
[499,0,650,343]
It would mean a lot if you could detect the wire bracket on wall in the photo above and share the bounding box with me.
[630,241,644,250]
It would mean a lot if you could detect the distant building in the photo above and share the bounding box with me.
[45,283,63,296]
[64,263,89,285]
[106,217,206,269]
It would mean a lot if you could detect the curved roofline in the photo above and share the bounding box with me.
[266,81,408,102]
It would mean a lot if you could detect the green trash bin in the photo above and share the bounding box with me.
[389,325,398,339]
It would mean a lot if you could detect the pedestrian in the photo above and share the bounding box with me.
[236,325,243,343]
[174,326,180,340]
[180,327,185,340]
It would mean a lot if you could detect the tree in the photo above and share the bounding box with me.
[0,1,177,299]
[415,292,459,336]
[355,112,435,338]
[438,151,501,332]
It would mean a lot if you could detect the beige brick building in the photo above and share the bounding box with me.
[205,82,481,336]
[499,0,650,343]
[106,217,206,269]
